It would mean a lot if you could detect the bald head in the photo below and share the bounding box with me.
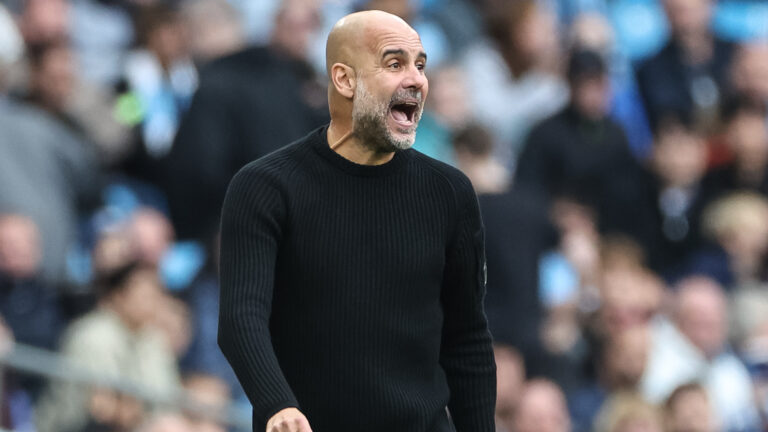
[326,10,416,77]
[324,10,428,154]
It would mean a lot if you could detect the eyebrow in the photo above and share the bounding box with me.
[381,49,428,62]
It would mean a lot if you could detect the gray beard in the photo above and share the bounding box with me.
[351,81,420,153]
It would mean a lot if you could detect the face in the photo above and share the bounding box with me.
[115,269,163,330]
[573,76,611,120]
[513,382,570,432]
[494,345,525,417]
[676,283,727,358]
[663,0,713,37]
[733,44,768,100]
[652,126,707,188]
[352,25,428,152]
[727,113,768,171]
[0,216,41,279]
[605,327,650,389]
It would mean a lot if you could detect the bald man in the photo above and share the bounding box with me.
[218,10,496,432]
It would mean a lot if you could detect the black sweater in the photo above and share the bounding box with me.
[218,126,496,432]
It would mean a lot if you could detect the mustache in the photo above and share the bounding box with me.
[389,89,423,105]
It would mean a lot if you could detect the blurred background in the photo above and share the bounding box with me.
[0,0,768,431]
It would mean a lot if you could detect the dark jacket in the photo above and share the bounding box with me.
[165,46,329,239]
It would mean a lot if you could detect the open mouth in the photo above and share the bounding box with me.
[389,101,419,127]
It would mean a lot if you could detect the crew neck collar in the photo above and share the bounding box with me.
[311,125,411,177]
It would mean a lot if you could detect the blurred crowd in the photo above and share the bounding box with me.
[0,0,768,431]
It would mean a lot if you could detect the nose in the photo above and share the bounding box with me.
[402,64,427,91]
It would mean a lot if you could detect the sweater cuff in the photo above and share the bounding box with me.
[257,400,302,432]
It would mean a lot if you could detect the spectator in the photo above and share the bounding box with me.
[0,8,101,287]
[570,326,652,432]
[119,3,198,185]
[0,214,62,430]
[511,379,571,432]
[640,276,759,431]
[515,49,640,238]
[635,0,735,131]
[413,65,470,164]
[0,214,61,351]
[493,344,525,432]
[165,0,328,240]
[462,0,568,164]
[701,96,768,200]
[690,192,768,288]
[569,12,653,159]
[632,112,710,276]
[182,373,230,432]
[22,38,133,165]
[36,262,180,432]
[730,42,768,109]
[17,0,69,45]
[663,383,718,432]
[454,123,555,357]
[181,0,246,65]
[593,392,663,432]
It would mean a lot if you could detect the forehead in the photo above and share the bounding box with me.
[364,24,424,56]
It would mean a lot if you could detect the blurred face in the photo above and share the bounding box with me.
[494,345,525,417]
[131,209,173,266]
[20,0,68,44]
[513,382,570,432]
[428,66,469,129]
[600,269,660,333]
[148,19,189,66]
[114,270,163,330]
[727,113,768,173]
[732,44,768,100]
[663,0,713,37]
[352,24,428,152]
[676,282,727,359]
[0,215,41,279]
[512,5,559,67]
[572,76,611,120]
[32,44,74,110]
[652,127,707,188]
[605,327,650,389]
[666,389,716,432]
[271,2,321,61]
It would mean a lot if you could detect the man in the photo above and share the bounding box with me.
[166,0,328,240]
[515,49,640,238]
[218,10,496,432]
[641,277,759,431]
[635,0,735,130]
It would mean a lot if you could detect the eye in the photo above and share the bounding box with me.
[388,62,400,70]
[416,63,426,71]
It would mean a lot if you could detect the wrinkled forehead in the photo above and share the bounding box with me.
[362,23,424,58]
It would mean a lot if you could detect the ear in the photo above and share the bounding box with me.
[331,63,355,99]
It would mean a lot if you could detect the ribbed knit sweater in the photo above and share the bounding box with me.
[218,125,496,432]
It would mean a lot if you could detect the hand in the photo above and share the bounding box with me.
[267,408,312,432]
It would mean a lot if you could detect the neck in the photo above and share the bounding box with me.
[327,120,396,166]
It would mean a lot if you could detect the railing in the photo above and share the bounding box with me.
[0,343,251,431]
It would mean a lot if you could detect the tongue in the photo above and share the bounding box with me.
[391,108,408,122]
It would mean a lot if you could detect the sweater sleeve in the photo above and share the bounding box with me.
[218,165,300,431]
[440,178,497,431]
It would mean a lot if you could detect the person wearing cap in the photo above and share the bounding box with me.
[515,49,642,237]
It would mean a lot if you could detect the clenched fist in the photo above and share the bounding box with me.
[267,408,312,432]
